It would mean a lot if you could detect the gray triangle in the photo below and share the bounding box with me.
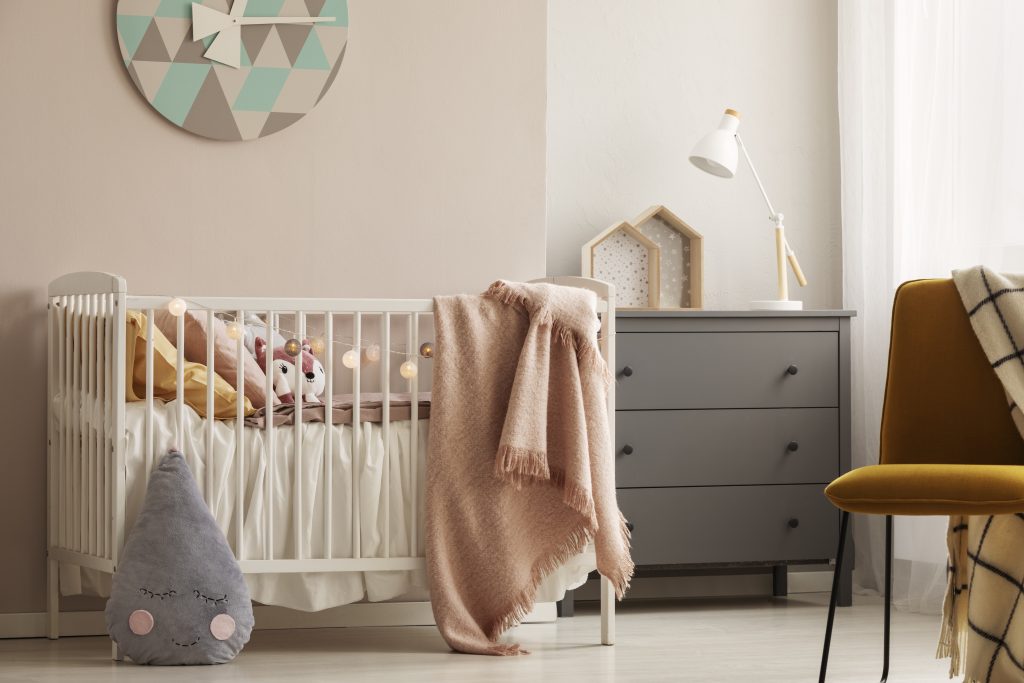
[259,111,304,138]
[316,42,345,104]
[103,453,254,664]
[276,24,312,66]
[304,0,327,16]
[174,32,210,64]
[241,24,273,65]
[132,20,171,63]
[183,69,243,141]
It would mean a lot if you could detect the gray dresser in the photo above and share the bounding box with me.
[614,309,854,605]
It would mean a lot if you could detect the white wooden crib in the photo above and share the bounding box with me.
[45,271,618,655]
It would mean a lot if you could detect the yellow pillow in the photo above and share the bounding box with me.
[125,311,254,419]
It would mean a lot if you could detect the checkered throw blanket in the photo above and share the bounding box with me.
[943,267,1024,681]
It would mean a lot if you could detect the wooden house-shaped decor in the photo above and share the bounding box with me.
[631,205,703,309]
[581,220,661,308]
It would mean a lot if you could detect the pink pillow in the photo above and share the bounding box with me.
[154,310,274,410]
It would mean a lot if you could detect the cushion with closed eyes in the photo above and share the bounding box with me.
[104,451,254,664]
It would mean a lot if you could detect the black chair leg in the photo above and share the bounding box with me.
[881,515,892,682]
[820,510,851,683]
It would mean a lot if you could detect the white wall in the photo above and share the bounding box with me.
[546,0,841,309]
[0,0,546,615]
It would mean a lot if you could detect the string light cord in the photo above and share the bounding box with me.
[162,297,433,376]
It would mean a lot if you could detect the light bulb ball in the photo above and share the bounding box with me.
[363,344,381,363]
[400,360,418,379]
[225,321,244,341]
[342,349,360,369]
[167,298,187,317]
[284,338,302,357]
[419,342,434,359]
[309,337,326,355]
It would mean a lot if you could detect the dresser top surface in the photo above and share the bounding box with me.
[616,309,856,318]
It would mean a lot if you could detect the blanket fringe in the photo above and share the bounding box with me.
[484,523,597,644]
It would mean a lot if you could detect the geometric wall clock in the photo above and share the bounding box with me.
[116,0,348,141]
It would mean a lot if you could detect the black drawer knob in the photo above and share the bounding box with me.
[625,521,635,532]
[622,444,634,455]
[621,366,634,377]
[787,441,800,453]
[786,364,799,375]
[787,518,800,529]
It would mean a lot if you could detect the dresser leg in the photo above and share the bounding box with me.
[772,565,788,597]
[557,590,575,617]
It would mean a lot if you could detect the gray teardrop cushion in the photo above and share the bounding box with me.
[105,451,254,664]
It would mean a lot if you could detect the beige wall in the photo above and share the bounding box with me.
[546,0,841,309]
[0,0,547,614]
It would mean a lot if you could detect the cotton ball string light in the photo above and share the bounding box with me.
[400,360,418,379]
[284,338,302,357]
[363,344,381,363]
[342,349,360,369]
[225,321,244,341]
[418,342,434,359]
[167,298,188,317]
[309,337,326,355]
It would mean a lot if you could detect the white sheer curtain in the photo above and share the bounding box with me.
[839,0,1024,613]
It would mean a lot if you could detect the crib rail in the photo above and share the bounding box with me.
[46,273,616,645]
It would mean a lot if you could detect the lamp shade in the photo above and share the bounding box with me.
[689,109,741,178]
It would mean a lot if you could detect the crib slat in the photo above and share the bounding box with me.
[409,313,419,556]
[235,309,245,558]
[176,312,185,459]
[73,297,83,553]
[206,310,215,505]
[293,312,304,560]
[103,295,112,560]
[145,311,155,482]
[265,312,276,561]
[382,313,390,559]
[352,313,362,560]
[323,312,333,559]
[57,299,67,550]
[47,299,58,567]
[87,295,97,557]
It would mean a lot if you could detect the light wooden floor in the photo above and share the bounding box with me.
[0,593,953,682]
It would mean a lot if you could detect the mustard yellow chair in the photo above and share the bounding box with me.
[819,279,1024,682]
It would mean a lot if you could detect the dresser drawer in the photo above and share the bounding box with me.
[616,332,838,409]
[618,485,837,565]
[616,408,838,487]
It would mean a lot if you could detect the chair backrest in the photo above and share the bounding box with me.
[880,278,1024,465]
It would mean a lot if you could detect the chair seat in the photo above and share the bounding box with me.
[825,464,1024,515]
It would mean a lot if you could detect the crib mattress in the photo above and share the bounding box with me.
[59,399,594,612]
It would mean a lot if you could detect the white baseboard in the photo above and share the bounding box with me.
[0,601,558,640]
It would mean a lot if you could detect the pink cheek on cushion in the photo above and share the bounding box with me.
[210,613,236,641]
[128,609,154,636]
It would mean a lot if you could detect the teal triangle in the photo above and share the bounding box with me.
[116,15,152,60]
[155,0,193,18]
[244,0,285,16]
[293,29,329,70]
[319,0,347,27]
[152,63,211,126]
[233,67,289,111]
[241,43,252,66]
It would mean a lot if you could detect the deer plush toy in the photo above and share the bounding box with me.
[254,338,326,404]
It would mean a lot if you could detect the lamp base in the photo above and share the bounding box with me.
[750,299,803,311]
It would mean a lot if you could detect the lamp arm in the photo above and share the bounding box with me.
[735,133,778,221]
[736,133,807,289]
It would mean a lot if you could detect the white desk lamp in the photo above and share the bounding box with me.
[689,108,808,311]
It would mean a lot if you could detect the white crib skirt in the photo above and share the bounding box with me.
[60,400,594,612]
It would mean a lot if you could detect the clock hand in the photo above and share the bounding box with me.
[231,16,336,26]
[192,3,336,69]
[230,0,247,17]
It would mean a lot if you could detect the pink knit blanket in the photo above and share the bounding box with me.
[426,280,633,655]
